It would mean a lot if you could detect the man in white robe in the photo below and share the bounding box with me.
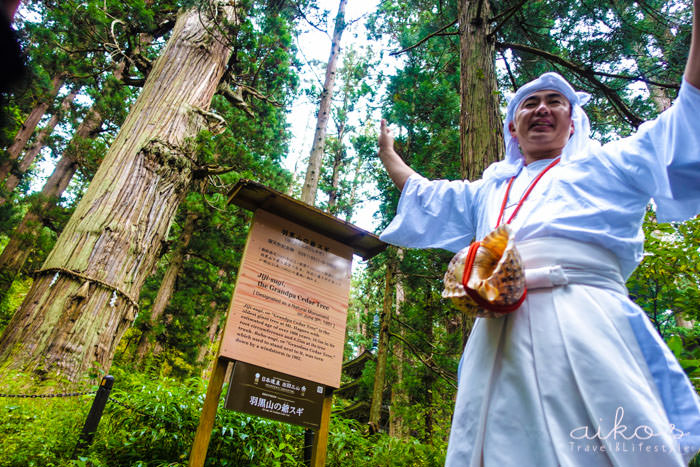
[377,2,700,466]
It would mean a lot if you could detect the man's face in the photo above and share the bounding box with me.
[508,90,574,163]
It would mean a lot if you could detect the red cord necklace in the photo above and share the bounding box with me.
[496,157,561,226]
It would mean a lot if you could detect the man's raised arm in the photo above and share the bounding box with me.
[377,119,416,191]
[685,0,700,89]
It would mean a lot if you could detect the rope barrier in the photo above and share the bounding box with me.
[107,395,186,429]
[32,267,140,312]
[0,388,180,429]
[0,390,96,398]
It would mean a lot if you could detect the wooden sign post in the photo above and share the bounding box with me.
[189,180,385,467]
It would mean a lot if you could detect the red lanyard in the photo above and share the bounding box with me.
[495,157,560,226]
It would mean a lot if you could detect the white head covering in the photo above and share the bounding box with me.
[482,72,599,182]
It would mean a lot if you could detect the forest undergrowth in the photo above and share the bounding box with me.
[0,367,445,467]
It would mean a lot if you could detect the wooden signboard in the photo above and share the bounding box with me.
[189,180,386,467]
[219,209,352,388]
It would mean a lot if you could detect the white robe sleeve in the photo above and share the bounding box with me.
[379,173,480,252]
[601,78,700,222]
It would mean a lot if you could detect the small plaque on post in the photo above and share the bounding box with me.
[224,361,327,429]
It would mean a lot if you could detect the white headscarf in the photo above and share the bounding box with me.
[482,72,599,182]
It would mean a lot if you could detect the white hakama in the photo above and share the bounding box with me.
[449,238,697,466]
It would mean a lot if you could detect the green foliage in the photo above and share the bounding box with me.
[0,274,32,333]
[325,417,445,466]
[0,0,178,307]
[667,334,700,392]
[0,368,443,466]
[0,371,92,467]
[343,249,460,444]
[627,209,700,338]
[316,45,378,219]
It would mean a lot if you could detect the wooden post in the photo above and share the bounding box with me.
[189,357,229,467]
[303,429,314,465]
[73,375,114,456]
[310,389,333,466]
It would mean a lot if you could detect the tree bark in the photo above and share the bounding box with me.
[135,210,198,362]
[389,248,407,438]
[676,315,695,329]
[460,308,476,350]
[0,153,78,299]
[458,0,503,180]
[421,291,435,440]
[300,0,347,205]
[197,310,221,365]
[344,155,363,223]
[0,74,65,183]
[326,120,346,215]
[355,301,368,354]
[0,3,240,384]
[0,87,79,202]
[629,3,674,113]
[369,255,393,432]
[454,0,498,347]
[200,268,227,379]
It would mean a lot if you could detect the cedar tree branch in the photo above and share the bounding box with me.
[390,18,458,56]
[389,331,458,388]
[488,0,531,40]
[192,164,237,178]
[120,76,146,87]
[489,0,531,24]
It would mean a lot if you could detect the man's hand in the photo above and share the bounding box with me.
[379,119,395,154]
[377,119,415,191]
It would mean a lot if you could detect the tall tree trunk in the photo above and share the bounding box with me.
[197,310,221,365]
[631,43,672,113]
[460,307,476,350]
[300,0,347,205]
[369,255,394,432]
[389,249,407,438]
[458,0,503,180]
[0,74,65,183]
[456,0,496,346]
[0,153,78,298]
[0,87,79,203]
[354,301,368,354]
[344,155,363,223]
[326,121,346,215]
[0,3,240,384]
[135,210,198,362]
[629,3,674,113]
[421,291,435,440]
[200,268,227,379]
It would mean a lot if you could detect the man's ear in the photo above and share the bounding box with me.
[569,120,575,137]
[508,121,517,137]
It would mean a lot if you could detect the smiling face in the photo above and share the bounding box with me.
[508,90,574,165]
